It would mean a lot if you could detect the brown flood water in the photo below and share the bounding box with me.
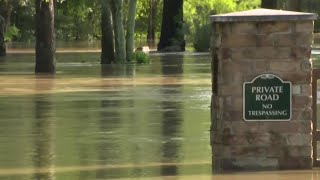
[0,51,212,179]
[0,49,320,180]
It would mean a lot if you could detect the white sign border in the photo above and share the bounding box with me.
[242,73,292,122]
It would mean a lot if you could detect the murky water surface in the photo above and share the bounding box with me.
[0,48,320,180]
[0,51,212,179]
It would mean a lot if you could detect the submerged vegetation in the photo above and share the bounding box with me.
[132,51,151,64]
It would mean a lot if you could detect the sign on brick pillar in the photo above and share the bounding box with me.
[210,9,317,171]
[243,74,292,121]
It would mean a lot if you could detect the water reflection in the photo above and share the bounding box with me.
[75,101,94,180]
[96,93,122,179]
[160,55,184,176]
[101,64,135,77]
[32,76,55,180]
[1,51,320,179]
[0,55,7,72]
[161,55,184,76]
[0,55,5,62]
[94,67,130,179]
[0,52,213,179]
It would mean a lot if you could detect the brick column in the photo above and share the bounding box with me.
[210,9,317,171]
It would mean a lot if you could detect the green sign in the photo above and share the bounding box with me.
[243,74,292,121]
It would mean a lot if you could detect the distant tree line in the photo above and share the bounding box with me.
[0,0,318,43]
[262,0,320,32]
[0,0,319,74]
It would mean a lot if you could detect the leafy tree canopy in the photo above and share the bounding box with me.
[0,0,319,42]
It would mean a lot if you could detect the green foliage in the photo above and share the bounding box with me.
[135,1,149,32]
[193,24,211,52]
[132,51,150,64]
[184,0,260,34]
[0,0,35,42]
[184,0,260,51]
[56,0,101,41]
[4,25,20,42]
[3,0,319,45]
[135,0,162,39]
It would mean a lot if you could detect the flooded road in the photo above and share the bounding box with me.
[1,50,320,180]
[0,52,212,179]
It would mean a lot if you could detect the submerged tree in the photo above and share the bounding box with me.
[101,0,115,64]
[0,15,5,56]
[158,0,185,52]
[110,0,126,63]
[101,0,139,64]
[126,0,137,62]
[35,0,55,73]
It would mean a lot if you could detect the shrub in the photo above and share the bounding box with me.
[132,51,151,64]
[4,25,20,42]
[193,24,211,52]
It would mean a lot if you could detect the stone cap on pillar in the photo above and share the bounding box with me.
[210,8,318,22]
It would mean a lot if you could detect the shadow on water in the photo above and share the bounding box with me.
[160,55,184,176]
[32,76,55,180]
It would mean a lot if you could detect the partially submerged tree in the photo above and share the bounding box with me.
[101,0,115,64]
[35,0,55,73]
[101,0,139,64]
[126,0,138,62]
[110,0,126,63]
[158,0,185,52]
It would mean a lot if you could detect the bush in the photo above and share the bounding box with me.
[4,25,20,42]
[132,51,151,64]
[193,24,211,52]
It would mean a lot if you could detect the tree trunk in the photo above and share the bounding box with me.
[4,1,12,32]
[0,15,5,56]
[110,3,118,60]
[147,0,159,45]
[158,0,185,52]
[111,0,126,63]
[287,0,301,11]
[101,0,115,64]
[126,0,137,62]
[35,0,56,74]
[261,0,277,9]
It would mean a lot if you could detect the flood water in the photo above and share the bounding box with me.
[1,48,320,180]
[0,51,212,179]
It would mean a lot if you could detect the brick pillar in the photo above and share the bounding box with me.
[210,9,318,171]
